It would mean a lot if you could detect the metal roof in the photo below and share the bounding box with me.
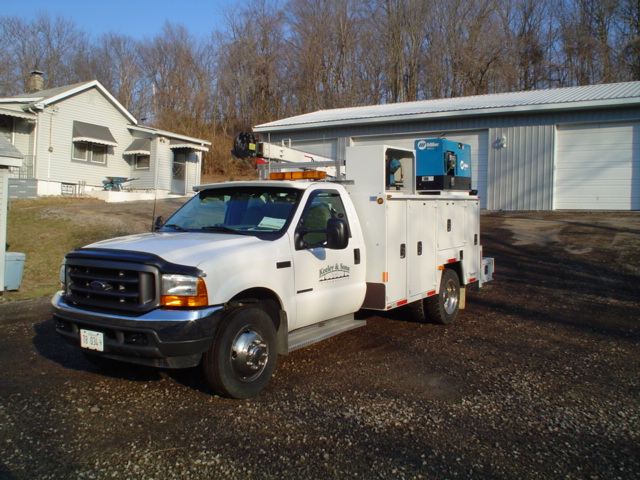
[0,80,138,125]
[129,125,211,150]
[254,81,640,132]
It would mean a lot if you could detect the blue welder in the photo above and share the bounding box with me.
[414,138,472,192]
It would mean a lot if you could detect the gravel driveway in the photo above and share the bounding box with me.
[1,211,639,480]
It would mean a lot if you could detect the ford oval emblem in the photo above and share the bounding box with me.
[90,281,112,292]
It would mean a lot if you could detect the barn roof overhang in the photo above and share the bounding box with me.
[254,81,640,133]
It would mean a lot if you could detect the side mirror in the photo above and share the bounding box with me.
[326,218,348,250]
[294,218,348,250]
[153,215,164,232]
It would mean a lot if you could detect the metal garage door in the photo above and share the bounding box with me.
[555,122,640,210]
[351,131,489,208]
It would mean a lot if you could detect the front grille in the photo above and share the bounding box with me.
[66,259,159,313]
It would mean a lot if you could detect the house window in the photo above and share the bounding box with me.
[92,144,106,164]
[73,142,88,160]
[135,154,150,170]
[72,141,107,164]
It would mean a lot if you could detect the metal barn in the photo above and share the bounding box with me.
[254,82,640,211]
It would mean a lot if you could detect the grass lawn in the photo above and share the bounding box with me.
[3,196,184,302]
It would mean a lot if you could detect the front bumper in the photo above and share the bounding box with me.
[52,291,224,368]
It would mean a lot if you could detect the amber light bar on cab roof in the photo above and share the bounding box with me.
[269,170,327,181]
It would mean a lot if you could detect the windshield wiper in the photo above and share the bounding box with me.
[202,225,247,235]
[163,224,188,232]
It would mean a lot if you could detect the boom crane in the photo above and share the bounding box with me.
[231,132,344,179]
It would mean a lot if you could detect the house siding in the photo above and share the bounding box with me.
[261,105,640,210]
[35,88,136,188]
[156,139,173,192]
[125,134,156,191]
[13,119,33,157]
[187,150,201,190]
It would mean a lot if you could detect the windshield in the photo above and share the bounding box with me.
[160,186,301,237]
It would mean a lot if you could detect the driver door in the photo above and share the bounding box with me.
[290,189,365,330]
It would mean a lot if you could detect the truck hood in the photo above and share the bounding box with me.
[84,232,268,267]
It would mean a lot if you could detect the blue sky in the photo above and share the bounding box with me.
[2,0,237,40]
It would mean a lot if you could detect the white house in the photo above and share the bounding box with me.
[0,72,210,201]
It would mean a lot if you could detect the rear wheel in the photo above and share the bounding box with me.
[407,298,428,323]
[426,269,461,325]
[203,306,277,399]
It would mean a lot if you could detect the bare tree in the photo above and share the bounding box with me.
[138,23,215,132]
[618,0,640,80]
[0,13,88,93]
[559,0,620,85]
[497,0,557,90]
[285,0,371,110]
[367,0,431,102]
[215,0,288,130]
[429,0,510,97]
[89,33,148,118]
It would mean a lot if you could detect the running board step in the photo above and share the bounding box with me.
[288,314,366,352]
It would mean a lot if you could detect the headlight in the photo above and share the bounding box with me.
[160,274,208,308]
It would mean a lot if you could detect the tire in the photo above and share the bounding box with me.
[407,298,428,323]
[426,268,461,325]
[203,307,277,399]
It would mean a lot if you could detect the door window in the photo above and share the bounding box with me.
[299,190,350,247]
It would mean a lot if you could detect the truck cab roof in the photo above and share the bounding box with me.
[193,179,329,192]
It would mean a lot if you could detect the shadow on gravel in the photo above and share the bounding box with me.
[0,464,15,480]
[31,318,216,394]
[32,319,164,382]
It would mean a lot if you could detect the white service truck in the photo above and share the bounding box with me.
[53,135,494,398]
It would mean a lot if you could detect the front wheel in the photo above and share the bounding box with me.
[203,307,277,399]
[426,269,461,325]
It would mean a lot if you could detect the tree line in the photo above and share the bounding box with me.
[1,0,638,175]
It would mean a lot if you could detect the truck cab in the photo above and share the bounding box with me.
[53,178,366,398]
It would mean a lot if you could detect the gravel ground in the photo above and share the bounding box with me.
[0,210,639,480]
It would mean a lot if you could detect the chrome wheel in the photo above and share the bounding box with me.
[442,277,459,315]
[426,269,460,325]
[230,327,269,381]
[203,306,278,399]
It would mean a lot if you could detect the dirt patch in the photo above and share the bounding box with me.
[0,209,639,480]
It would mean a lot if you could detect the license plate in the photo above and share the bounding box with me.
[80,329,104,352]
